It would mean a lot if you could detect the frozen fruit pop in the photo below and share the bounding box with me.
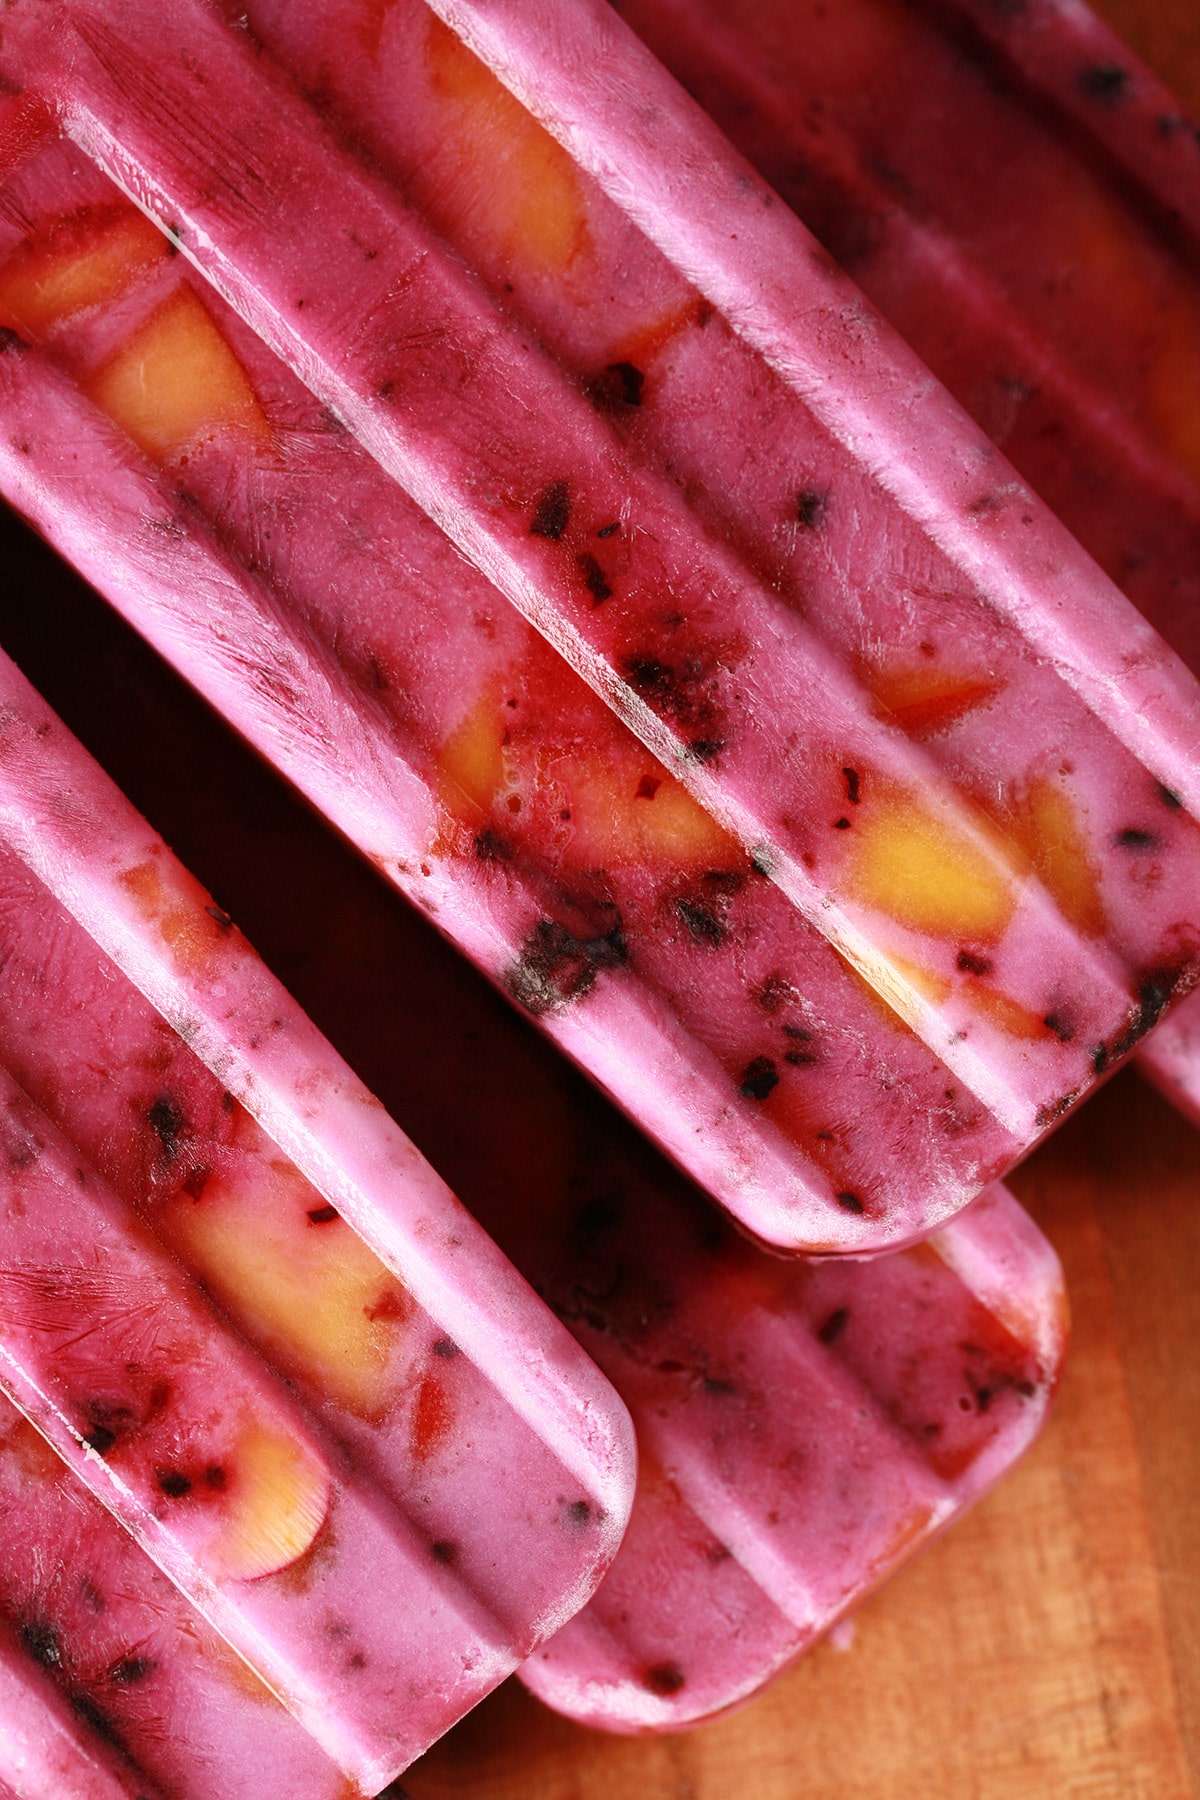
[0,63,1194,1260]
[55,627,1063,1743]
[609,0,1200,693]
[0,644,635,1791]
[590,0,1200,1131]
[521,1185,1065,1730]
[2,2,1200,1253]
[0,1405,354,1800]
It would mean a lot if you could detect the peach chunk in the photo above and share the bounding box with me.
[0,203,170,341]
[425,15,588,275]
[553,747,738,871]
[847,794,1016,942]
[160,1155,412,1420]
[201,1419,331,1583]
[867,664,1000,738]
[440,686,737,870]
[119,852,243,974]
[1000,777,1105,939]
[86,284,272,465]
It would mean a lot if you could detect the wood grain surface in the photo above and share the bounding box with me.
[1,3,1197,1797]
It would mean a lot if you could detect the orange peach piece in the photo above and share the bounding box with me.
[160,1156,412,1420]
[86,284,272,465]
[0,202,170,340]
[867,664,1000,738]
[553,746,738,871]
[1001,777,1106,939]
[425,13,588,274]
[439,687,737,870]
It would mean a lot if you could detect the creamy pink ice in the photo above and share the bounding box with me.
[0,2,1196,1249]
[520,1184,1064,1729]
[0,645,634,1792]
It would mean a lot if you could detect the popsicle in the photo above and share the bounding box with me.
[0,1401,357,1800]
[0,11,1196,1254]
[4,567,1063,1743]
[593,0,1200,1134]
[0,643,635,1792]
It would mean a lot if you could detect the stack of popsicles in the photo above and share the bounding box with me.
[0,0,1192,1786]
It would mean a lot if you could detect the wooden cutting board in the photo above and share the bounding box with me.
[401,5,1200,1795]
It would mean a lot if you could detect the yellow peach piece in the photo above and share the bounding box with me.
[1003,778,1105,939]
[867,664,1000,738]
[425,14,588,274]
[439,687,737,869]
[86,285,272,465]
[438,694,509,821]
[847,796,1016,942]
[555,748,738,871]
[161,1161,412,1419]
[0,204,169,341]
[202,1419,331,1583]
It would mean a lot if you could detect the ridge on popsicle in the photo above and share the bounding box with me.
[0,640,636,1794]
[600,0,1200,1136]
[0,0,1198,1254]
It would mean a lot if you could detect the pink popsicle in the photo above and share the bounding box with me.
[520,1184,1064,1729]
[0,644,635,1791]
[593,0,1200,1134]
[23,604,1063,1742]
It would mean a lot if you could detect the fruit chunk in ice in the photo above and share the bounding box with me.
[0,201,168,338]
[87,284,273,462]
